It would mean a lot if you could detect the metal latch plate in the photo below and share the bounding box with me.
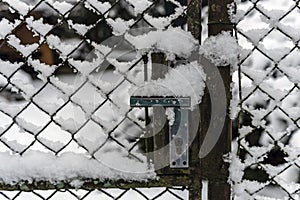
[130,96,190,168]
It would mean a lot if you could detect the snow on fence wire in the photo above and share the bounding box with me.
[230,0,300,199]
[0,0,193,199]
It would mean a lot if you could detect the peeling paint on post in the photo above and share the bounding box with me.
[188,0,202,41]
[208,0,233,35]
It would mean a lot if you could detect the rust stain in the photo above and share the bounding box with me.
[211,4,222,13]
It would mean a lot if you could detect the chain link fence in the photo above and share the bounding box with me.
[0,187,189,200]
[4,0,299,199]
[231,0,300,199]
[0,0,197,199]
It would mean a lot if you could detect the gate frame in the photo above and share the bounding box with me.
[199,0,233,199]
[0,1,233,200]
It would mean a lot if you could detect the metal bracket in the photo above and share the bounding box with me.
[130,96,190,168]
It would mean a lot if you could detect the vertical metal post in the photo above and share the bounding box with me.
[151,53,170,173]
[200,0,233,199]
[142,55,153,163]
[187,0,202,199]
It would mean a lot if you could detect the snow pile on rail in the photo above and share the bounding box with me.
[0,150,156,185]
[132,61,206,108]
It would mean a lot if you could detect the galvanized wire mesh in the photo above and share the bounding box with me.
[0,187,189,200]
[231,0,300,199]
[0,0,191,199]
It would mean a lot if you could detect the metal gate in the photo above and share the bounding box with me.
[0,0,209,199]
[4,0,291,199]
[231,0,300,199]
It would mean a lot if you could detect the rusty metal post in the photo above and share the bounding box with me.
[187,0,202,199]
[199,0,233,199]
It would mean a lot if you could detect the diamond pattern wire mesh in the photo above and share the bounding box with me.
[0,187,188,200]
[0,0,190,199]
[231,0,300,199]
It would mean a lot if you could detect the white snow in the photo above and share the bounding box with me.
[106,18,134,36]
[0,19,21,38]
[125,0,152,15]
[84,0,111,14]
[1,0,32,15]
[46,35,80,58]
[10,76,36,98]
[229,98,240,120]
[68,56,104,76]
[1,138,28,153]
[0,0,299,198]
[28,58,57,77]
[242,28,269,46]
[49,76,75,95]
[0,60,23,77]
[229,0,300,198]
[15,117,42,135]
[7,35,39,57]
[38,137,66,152]
[0,150,156,185]
[33,99,62,115]
[143,6,186,29]
[67,20,92,35]
[199,31,243,67]
[26,17,53,37]
[165,108,175,126]
[132,61,206,108]
[125,27,198,60]
[55,117,77,133]
[257,44,291,64]
[0,102,25,118]
[48,0,74,15]
[76,133,107,154]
